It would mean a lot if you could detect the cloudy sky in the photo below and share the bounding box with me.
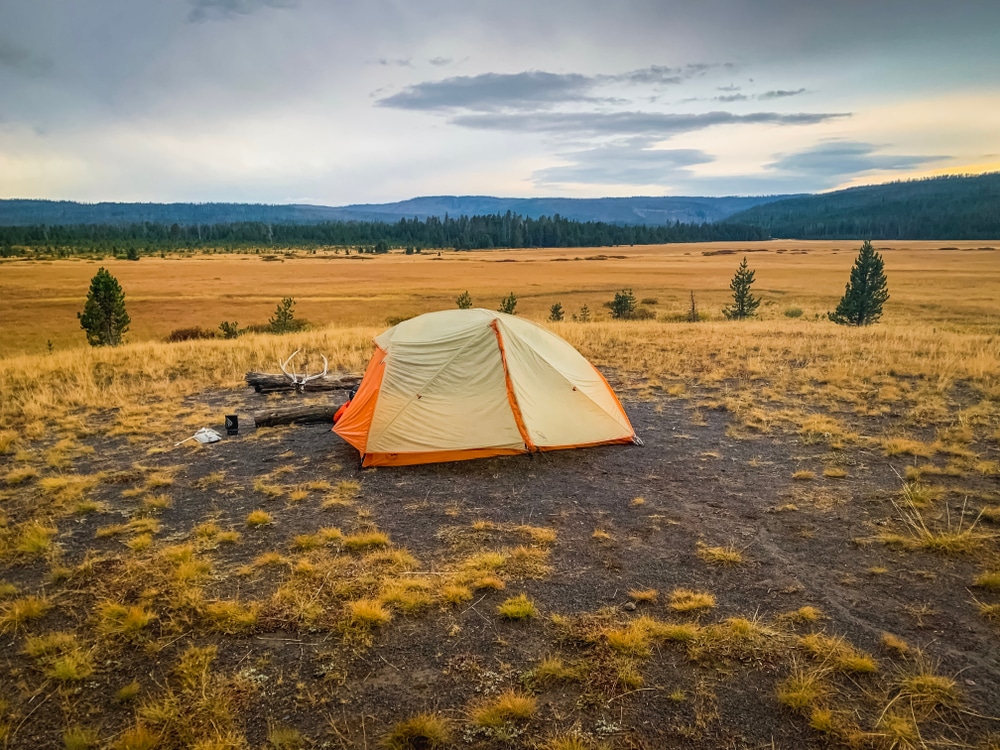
[1,0,998,204]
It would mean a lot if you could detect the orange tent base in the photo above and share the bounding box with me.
[360,437,635,467]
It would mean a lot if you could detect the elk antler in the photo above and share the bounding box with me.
[278,350,329,392]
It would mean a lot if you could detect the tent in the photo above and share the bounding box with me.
[333,308,638,466]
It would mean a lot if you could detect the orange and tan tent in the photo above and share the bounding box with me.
[333,309,638,467]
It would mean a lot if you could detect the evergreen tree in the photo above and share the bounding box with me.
[498,292,518,315]
[577,304,591,322]
[828,240,890,326]
[722,256,761,320]
[78,267,130,346]
[455,291,473,309]
[609,289,637,319]
[548,302,564,322]
[268,297,300,334]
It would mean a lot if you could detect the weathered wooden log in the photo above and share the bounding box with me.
[245,372,362,393]
[252,404,339,427]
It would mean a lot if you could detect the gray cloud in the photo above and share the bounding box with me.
[768,140,947,177]
[428,57,452,67]
[759,88,807,100]
[377,71,598,111]
[717,85,741,92]
[0,39,53,77]
[377,63,737,112]
[451,110,850,137]
[187,0,296,23]
[378,58,412,67]
[534,141,714,186]
[714,93,748,102]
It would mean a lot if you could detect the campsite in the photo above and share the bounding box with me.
[0,241,998,749]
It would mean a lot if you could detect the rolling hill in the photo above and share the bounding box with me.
[726,172,1000,239]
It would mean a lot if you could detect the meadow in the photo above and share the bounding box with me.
[0,240,999,749]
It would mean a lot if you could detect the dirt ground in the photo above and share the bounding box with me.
[3,375,999,749]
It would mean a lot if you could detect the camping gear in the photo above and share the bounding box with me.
[225,414,239,435]
[334,309,638,467]
[174,428,223,447]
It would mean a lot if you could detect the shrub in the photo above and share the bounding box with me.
[269,297,304,334]
[609,288,637,319]
[498,292,518,315]
[165,327,216,343]
[455,291,472,309]
[218,321,241,339]
[784,307,804,318]
[548,302,564,322]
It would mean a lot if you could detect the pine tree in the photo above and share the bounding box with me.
[828,240,890,326]
[722,256,761,320]
[548,302,564,322]
[78,267,130,346]
[455,291,472,309]
[498,292,517,315]
[269,297,300,334]
[577,304,591,322]
[609,289,637,319]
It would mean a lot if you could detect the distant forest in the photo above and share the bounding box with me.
[726,173,1000,239]
[0,212,768,256]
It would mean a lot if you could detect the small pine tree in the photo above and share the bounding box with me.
[219,321,241,339]
[609,289,637,319]
[78,267,130,346]
[498,292,517,315]
[548,302,564,322]
[578,304,591,322]
[722,256,761,320]
[125,246,140,261]
[269,297,299,334]
[828,240,890,326]
[455,291,473,309]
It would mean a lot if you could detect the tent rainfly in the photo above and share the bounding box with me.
[333,308,639,467]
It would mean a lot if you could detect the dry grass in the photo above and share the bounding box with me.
[668,588,715,612]
[470,690,537,728]
[877,495,993,554]
[798,633,878,674]
[381,713,453,750]
[696,542,744,565]
[497,593,538,620]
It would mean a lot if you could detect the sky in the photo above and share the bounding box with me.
[1,0,999,204]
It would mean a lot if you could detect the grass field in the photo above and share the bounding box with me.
[1,240,997,356]
[1,241,999,749]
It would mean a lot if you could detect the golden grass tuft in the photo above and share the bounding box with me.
[668,588,715,612]
[543,736,596,750]
[534,655,579,684]
[0,595,49,631]
[204,600,258,634]
[381,713,453,750]
[497,593,538,620]
[245,509,273,527]
[343,530,391,551]
[346,598,392,627]
[63,725,99,750]
[267,724,306,749]
[514,524,557,544]
[980,505,1000,523]
[116,681,142,703]
[627,588,658,603]
[882,437,935,457]
[798,633,877,673]
[15,521,58,556]
[877,495,992,555]
[822,467,847,478]
[441,583,473,605]
[789,606,823,623]
[792,470,815,481]
[470,690,537,729]
[880,632,910,656]
[4,466,38,485]
[97,602,156,640]
[973,571,1000,590]
[776,666,828,712]
[696,542,744,565]
[379,578,435,613]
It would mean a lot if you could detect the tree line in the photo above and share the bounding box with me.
[0,212,768,256]
[725,172,1000,240]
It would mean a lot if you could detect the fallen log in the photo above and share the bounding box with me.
[252,404,339,427]
[245,372,361,393]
